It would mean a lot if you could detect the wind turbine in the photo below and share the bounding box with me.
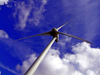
[14,20,92,75]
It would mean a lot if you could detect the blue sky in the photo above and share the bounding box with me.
[0,0,100,75]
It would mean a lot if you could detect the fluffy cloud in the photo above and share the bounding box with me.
[0,0,9,5]
[16,54,37,73]
[64,42,100,75]
[16,42,100,75]
[0,30,9,38]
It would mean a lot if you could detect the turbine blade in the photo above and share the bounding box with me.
[58,32,93,44]
[13,32,51,42]
[56,20,72,31]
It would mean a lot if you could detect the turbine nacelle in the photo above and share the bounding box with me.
[50,28,59,42]
[52,28,58,32]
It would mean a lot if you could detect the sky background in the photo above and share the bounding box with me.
[0,0,100,75]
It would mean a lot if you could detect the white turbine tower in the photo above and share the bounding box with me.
[14,20,92,75]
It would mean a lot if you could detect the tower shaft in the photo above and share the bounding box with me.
[24,37,57,75]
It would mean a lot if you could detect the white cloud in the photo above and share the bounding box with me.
[58,36,71,46]
[35,49,75,75]
[0,30,9,38]
[16,54,37,73]
[42,0,47,5]
[16,42,100,75]
[28,0,48,26]
[14,1,32,30]
[16,49,74,75]
[64,42,100,75]
[0,0,9,5]
[13,0,48,30]
[0,71,1,75]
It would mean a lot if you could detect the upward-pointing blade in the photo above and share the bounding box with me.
[13,32,51,42]
[56,20,72,31]
[58,32,93,44]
